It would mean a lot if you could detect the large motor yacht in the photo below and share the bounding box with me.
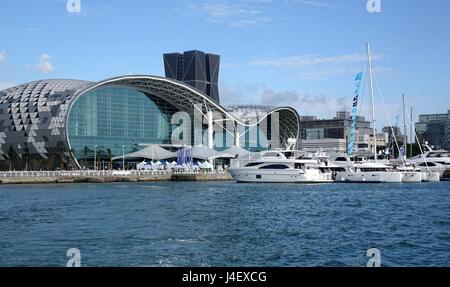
[229,140,333,183]
[407,143,450,181]
[335,162,403,183]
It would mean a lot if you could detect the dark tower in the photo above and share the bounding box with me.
[163,50,220,103]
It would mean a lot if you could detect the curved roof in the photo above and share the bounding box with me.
[0,76,300,160]
[0,79,93,159]
[72,75,299,127]
[70,75,300,147]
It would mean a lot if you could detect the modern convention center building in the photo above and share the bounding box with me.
[0,51,299,170]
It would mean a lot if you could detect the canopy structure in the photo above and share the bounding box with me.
[112,144,176,161]
[191,145,216,160]
[221,146,251,158]
[211,153,236,159]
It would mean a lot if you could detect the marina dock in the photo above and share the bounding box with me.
[0,170,233,185]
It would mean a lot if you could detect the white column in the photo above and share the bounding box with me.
[207,111,213,149]
[207,111,214,169]
[234,122,240,147]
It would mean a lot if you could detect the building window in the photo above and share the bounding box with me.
[67,86,178,162]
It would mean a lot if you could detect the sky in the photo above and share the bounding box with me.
[0,0,449,129]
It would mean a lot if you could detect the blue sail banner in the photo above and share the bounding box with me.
[347,72,363,155]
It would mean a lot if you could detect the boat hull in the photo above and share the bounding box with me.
[335,171,403,183]
[421,172,440,182]
[401,172,422,182]
[229,168,333,183]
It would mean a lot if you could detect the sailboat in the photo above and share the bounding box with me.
[392,94,440,182]
[396,94,423,182]
[335,43,403,183]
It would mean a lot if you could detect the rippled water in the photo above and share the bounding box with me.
[0,182,449,266]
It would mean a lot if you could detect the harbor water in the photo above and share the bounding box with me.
[0,181,449,266]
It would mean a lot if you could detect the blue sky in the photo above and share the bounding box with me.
[0,0,449,128]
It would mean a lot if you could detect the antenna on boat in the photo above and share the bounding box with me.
[286,138,297,151]
[367,43,377,163]
[402,93,407,160]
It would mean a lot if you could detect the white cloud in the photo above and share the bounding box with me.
[220,81,349,118]
[294,0,334,8]
[182,0,333,28]
[250,53,383,68]
[297,68,350,81]
[36,54,55,73]
[260,89,348,115]
[220,81,266,105]
[0,50,6,63]
[25,27,38,32]
[223,52,389,81]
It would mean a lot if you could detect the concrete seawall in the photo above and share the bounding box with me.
[0,172,232,185]
[172,172,232,181]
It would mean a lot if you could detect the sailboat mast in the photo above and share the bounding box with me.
[410,106,413,158]
[367,43,377,163]
[402,93,407,159]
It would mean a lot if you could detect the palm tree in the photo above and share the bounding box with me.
[83,146,89,168]
[106,148,113,170]
[23,148,31,171]
[7,146,18,170]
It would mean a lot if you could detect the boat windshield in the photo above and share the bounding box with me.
[245,162,262,167]
[262,152,282,158]
[357,168,390,172]
[427,152,450,158]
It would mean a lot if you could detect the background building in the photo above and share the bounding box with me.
[382,126,405,146]
[415,110,450,149]
[299,111,374,152]
[163,50,220,103]
[301,139,347,153]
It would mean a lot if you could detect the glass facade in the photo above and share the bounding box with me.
[67,86,178,165]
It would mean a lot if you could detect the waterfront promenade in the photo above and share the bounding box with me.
[0,170,232,184]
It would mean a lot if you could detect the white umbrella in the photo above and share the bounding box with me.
[136,160,147,170]
[199,161,212,169]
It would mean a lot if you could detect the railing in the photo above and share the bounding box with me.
[0,169,228,178]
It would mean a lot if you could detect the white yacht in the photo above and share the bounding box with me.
[335,162,403,183]
[407,143,450,180]
[390,163,440,182]
[229,141,333,183]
